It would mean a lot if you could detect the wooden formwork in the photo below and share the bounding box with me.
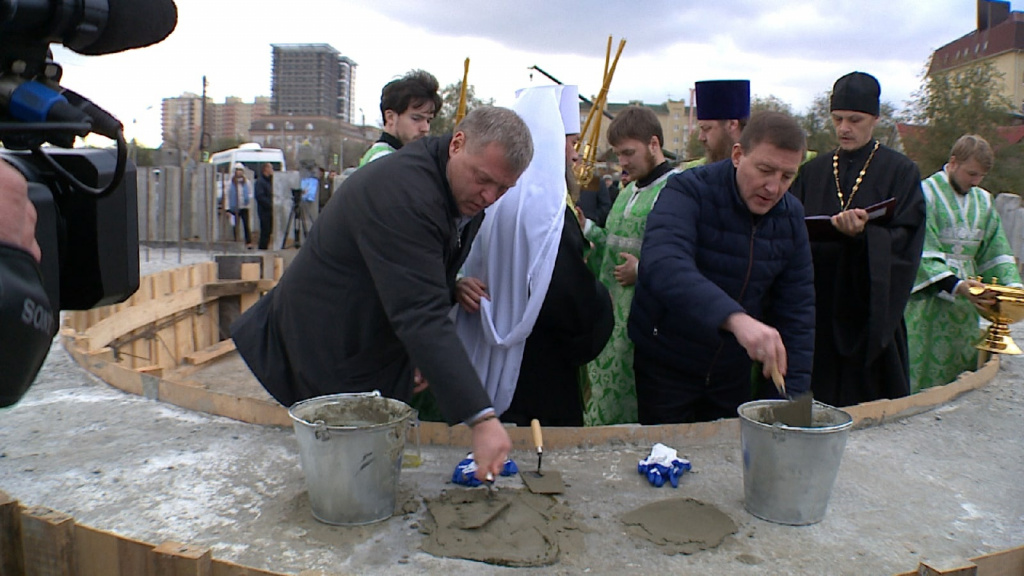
[894,544,1024,575]
[60,259,1004,452]
[0,491,287,576]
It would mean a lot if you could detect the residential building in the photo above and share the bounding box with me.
[579,100,695,164]
[161,92,203,153]
[271,44,358,122]
[929,0,1024,114]
[249,115,375,171]
[210,96,271,144]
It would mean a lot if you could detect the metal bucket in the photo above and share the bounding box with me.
[738,400,853,525]
[288,391,416,525]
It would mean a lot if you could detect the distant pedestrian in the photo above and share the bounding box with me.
[255,162,274,250]
[226,164,252,247]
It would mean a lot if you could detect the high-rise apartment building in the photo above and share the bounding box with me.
[161,92,203,152]
[162,94,272,149]
[210,96,272,144]
[271,43,357,122]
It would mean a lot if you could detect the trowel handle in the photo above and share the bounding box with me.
[530,418,543,454]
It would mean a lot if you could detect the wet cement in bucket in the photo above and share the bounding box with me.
[621,498,737,555]
[293,395,413,428]
[745,398,850,429]
[420,488,583,567]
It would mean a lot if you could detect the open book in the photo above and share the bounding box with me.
[805,197,896,241]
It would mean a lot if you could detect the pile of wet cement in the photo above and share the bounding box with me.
[420,488,583,567]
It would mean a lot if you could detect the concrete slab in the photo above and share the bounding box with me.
[1,251,1022,575]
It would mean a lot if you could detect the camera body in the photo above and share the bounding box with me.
[4,148,140,311]
[0,0,177,406]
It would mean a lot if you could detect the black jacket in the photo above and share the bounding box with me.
[628,159,815,395]
[231,136,491,424]
[254,172,273,208]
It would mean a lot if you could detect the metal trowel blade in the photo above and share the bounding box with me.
[772,392,813,427]
[520,469,565,494]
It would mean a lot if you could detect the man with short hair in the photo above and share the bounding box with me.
[455,85,612,427]
[254,162,274,250]
[359,69,442,166]
[583,105,679,426]
[629,111,815,424]
[905,134,1021,392]
[790,71,926,407]
[681,79,750,169]
[232,106,533,480]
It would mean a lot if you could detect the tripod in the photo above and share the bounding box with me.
[281,189,313,249]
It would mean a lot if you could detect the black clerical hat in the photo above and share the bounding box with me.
[830,72,880,116]
[695,80,750,120]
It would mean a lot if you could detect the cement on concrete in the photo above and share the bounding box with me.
[1,250,1023,575]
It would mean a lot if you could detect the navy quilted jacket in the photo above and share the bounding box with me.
[628,159,815,394]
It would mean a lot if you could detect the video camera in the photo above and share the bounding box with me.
[0,0,178,406]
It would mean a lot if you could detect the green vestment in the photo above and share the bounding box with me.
[583,168,678,425]
[905,169,1021,392]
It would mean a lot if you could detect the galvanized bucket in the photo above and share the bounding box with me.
[288,391,416,525]
[738,400,853,525]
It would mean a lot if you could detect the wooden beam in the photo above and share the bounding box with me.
[203,280,263,300]
[239,263,261,313]
[137,365,164,377]
[212,559,288,576]
[75,525,124,576]
[971,544,1024,576]
[0,492,24,576]
[82,285,205,352]
[917,560,978,575]
[20,506,75,576]
[150,541,212,576]
[183,340,237,366]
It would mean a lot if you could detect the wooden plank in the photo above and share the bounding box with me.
[150,541,212,576]
[138,274,157,369]
[81,286,205,353]
[239,263,261,313]
[202,280,275,300]
[154,272,175,368]
[272,257,284,281]
[845,357,999,428]
[116,534,152,576]
[183,340,237,366]
[206,263,220,344]
[971,544,1024,576]
[189,266,209,354]
[75,525,122,576]
[172,268,195,365]
[211,559,287,576]
[0,492,24,576]
[20,506,75,576]
[917,560,978,575]
[137,365,164,377]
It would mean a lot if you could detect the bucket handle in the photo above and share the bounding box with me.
[313,419,330,442]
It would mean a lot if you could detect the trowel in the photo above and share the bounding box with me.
[520,419,565,494]
[770,366,813,427]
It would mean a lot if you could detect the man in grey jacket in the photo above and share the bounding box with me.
[232,106,533,480]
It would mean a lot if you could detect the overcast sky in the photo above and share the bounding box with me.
[49,0,1018,148]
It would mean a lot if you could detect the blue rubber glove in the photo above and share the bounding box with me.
[637,443,692,488]
[451,453,519,487]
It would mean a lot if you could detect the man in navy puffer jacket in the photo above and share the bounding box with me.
[628,111,815,424]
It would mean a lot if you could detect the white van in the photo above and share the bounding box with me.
[209,143,286,176]
[209,143,286,208]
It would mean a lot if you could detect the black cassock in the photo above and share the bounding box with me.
[502,207,614,427]
[790,142,925,407]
